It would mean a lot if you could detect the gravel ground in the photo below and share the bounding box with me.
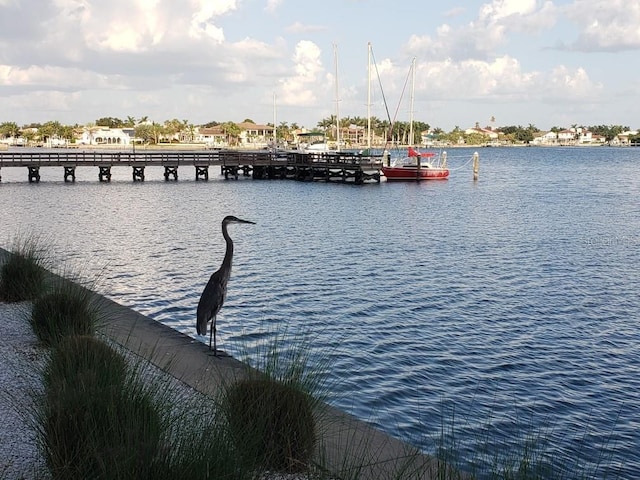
[0,302,323,480]
[0,302,49,479]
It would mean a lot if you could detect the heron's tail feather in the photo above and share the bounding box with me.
[196,312,208,335]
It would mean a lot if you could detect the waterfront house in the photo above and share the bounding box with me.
[343,124,366,146]
[612,130,638,146]
[237,122,274,148]
[79,126,132,146]
[532,131,558,145]
[464,126,499,141]
[196,126,227,147]
[557,129,576,145]
[577,129,593,144]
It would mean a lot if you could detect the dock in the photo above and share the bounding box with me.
[0,149,383,184]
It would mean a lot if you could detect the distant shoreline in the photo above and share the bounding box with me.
[2,142,629,153]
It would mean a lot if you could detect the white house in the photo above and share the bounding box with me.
[79,127,132,146]
[577,129,593,144]
[196,126,226,147]
[557,129,576,144]
[532,131,558,145]
[237,122,274,147]
[464,126,499,140]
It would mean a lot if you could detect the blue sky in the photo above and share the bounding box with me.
[1,0,638,131]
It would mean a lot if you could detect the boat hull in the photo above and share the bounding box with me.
[382,166,449,180]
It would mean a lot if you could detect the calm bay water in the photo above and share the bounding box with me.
[1,146,639,477]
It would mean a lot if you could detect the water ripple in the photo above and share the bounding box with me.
[1,148,639,477]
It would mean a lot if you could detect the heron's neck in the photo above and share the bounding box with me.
[222,224,234,268]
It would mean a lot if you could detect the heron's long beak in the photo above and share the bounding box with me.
[237,218,256,225]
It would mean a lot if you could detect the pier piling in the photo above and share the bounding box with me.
[27,166,40,183]
[473,152,480,180]
[164,166,178,181]
[195,166,209,181]
[132,166,145,182]
[98,166,112,182]
[63,166,76,182]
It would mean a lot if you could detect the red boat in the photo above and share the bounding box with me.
[382,147,449,181]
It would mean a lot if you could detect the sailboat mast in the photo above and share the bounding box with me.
[409,57,415,147]
[334,43,341,152]
[367,42,372,151]
[273,91,277,148]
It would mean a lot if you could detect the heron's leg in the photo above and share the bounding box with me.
[213,319,217,356]
[208,320,213,350]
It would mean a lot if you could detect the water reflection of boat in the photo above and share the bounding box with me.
[382,147,449,180]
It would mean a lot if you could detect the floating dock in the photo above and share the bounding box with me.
[0,149,383,185]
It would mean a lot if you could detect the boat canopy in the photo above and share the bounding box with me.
[298,131,326,138]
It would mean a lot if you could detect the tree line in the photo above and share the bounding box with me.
[0,116,637,146]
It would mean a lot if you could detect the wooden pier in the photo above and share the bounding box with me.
[0,149,382,185]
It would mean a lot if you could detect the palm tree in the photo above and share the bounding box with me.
[38,121,64,143]
[22,129,36,145]
[221,121,241,146]
[60,125,75,143]
[278,121,291,142]
[0,121,20,141]
[151,121,163,144]
[316,115,335,132]
[181,120,195,143]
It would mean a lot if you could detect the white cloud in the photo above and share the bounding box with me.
[39,0,236,53]
[443,7,466,18]
[190,0,237,24]
[3,90,83,117]
[413,55,601,106]
[265,0,281,14]
[0,64,121,89]
[406,23,500,62]
[562,0,640,51]
[189,0,237,42]
[544,65,603,100]
[407,0,558,61]
[43,0,171,53]
[478,0,538,22]
[0,0,635,130]
[477,0,558,32]
[418,56,534,100]
[278,40,325,106]
[285,21,326,34]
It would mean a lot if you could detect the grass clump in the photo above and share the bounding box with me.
[40,335,162,480]
[43,335,127,391]
[224,376,316,473]
[149,390,248,480]
[219,331,326,474]
[30,279,100,347]
[0,235,48,302]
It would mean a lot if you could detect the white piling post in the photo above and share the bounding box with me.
[473,152,479,180]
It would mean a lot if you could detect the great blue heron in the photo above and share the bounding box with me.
[196,215,255,355]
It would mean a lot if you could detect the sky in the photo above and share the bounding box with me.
[1,0,639,132]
